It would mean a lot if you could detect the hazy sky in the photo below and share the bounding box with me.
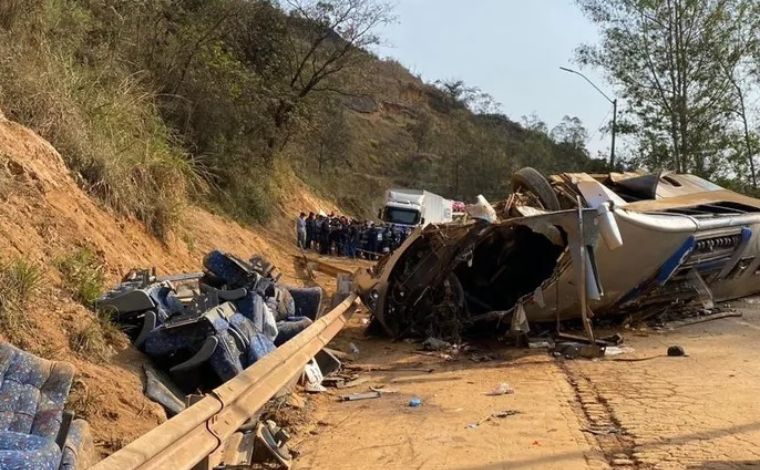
[374,0,616,158]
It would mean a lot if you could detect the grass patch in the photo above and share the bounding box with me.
[55,248,105,307]
[67,378,98,420]
[0,258,43,344]
[69,309,120,362]
[0,5,206,238]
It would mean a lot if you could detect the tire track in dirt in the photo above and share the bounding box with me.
[559,361,641,469]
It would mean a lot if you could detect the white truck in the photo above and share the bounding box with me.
[379,189,454,228]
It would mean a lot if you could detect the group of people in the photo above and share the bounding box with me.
[295,211,411,258]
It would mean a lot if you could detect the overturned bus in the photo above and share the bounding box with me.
[356,168,760,340]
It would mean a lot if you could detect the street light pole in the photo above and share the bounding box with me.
[610,98,617,169]
[559,66,617,168]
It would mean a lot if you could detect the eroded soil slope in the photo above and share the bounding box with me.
[0,108,336,456]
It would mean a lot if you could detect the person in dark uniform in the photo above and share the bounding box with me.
[305,212,316,250]
[320,213,331,255]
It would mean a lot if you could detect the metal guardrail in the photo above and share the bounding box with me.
[293,254,355,277]
[91,292,360,470]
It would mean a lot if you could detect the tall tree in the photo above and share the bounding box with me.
[708,0,760,187]
[266,0,394,161]
[551,115,589,151]
[308,100,352,175]
[576,0,758,177]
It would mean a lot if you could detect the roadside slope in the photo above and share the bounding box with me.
[0,108,336,456]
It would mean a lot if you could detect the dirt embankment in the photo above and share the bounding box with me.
[0,109,337,456]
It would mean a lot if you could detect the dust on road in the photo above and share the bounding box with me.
[293,301,760,469]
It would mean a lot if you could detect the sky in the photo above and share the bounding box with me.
[373,0,616,158]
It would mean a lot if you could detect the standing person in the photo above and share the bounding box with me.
[390,224,402,251]
[366,222,377,259]
[320,212,331,255]
[328,214,340,255]
[338,216,349,256]
[359,222,370,258]
[348,220,360,258]
[305,212,316,250]
[315,211,327,252]
[381,224,392,253]
[296,212,307,249]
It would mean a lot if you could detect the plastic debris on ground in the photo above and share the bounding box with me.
[604,346,635,356]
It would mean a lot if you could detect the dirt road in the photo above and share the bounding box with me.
[293,300,760,469]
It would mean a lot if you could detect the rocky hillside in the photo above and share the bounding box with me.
[0,0,603,229]
[302,58,607,215]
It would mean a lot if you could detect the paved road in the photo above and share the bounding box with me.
[567,303,760,469]
[294,303,760,469]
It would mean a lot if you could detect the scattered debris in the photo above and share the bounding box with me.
[663,311,742,329]
[667,345,687,357]
[302,359,327,393]
[348,342,360,356]
[250,420,292,469]
[582,425,621,436]
[339,391,381,402]
[604,346,635,356]
[467,409,521,429]
[413,350,454,361]
[469,352,494,362]
[370,386,399,394]
[322,347,352,362]
[601,333,624,345]
[98,250,324,396]
[493,409,521,418]
[322,377,347,388]
[408,397,423,407]
[486,383,514,396]
[553,341,606,360]
[339,377,370,389]
[422,337,452,351]
[142,363,186,417]
[315,348,342,376]
[345,364,435,373]
[286,393,306,410]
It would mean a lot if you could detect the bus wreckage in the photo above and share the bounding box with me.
[356,168,760,342]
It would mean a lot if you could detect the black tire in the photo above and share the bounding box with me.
[511,167,561,211]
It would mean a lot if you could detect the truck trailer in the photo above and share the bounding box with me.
[380,189,454,228]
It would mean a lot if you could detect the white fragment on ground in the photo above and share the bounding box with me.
[485,382,514,396]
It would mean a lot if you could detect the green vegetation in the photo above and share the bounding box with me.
[0,258,43,344]
[577,0,760,190]
[55,248,105,307]
[69,310,120,362]
[0,0,608,230]
[54,247,122,361]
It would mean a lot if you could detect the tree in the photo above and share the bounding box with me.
[521,114,548,135]
[551,115,589,151]
[576,0,758,178]
[265,0,394,161]
[434,79,501,114]
[308,100,352,175]
[707,0,760,187]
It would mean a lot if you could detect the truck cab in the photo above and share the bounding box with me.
[380,189,453,228]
